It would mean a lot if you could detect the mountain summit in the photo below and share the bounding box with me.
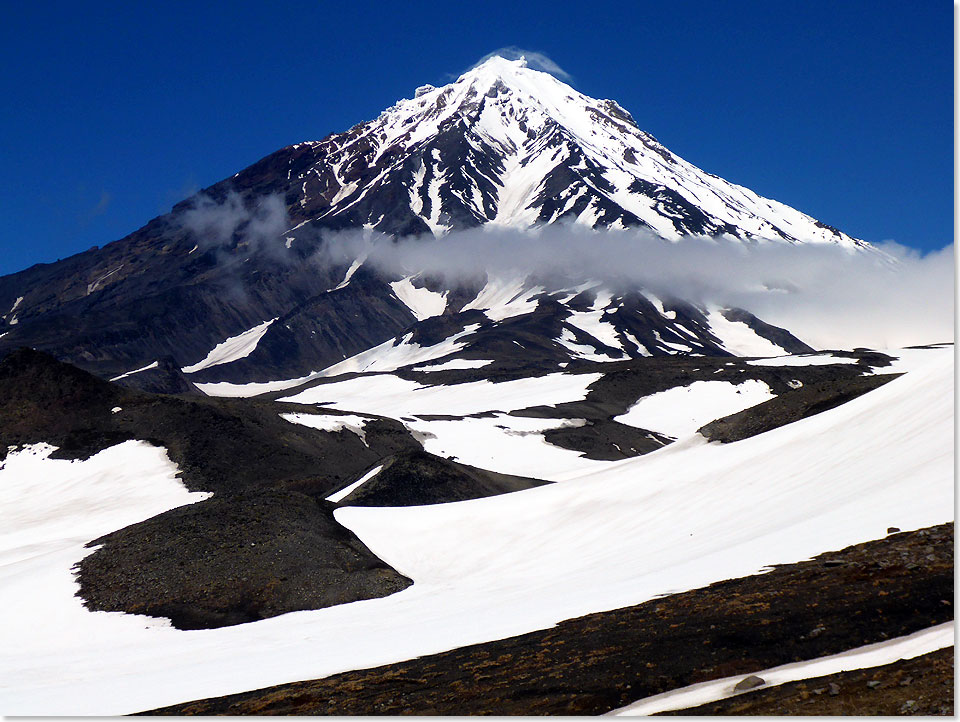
[270,54,863,245]
[0,55,867,383]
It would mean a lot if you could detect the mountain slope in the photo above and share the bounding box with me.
[278,55,866,244]
[0,55,868,384]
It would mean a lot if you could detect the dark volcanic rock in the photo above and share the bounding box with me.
[111,355,203,395]
[543,419,672,460]
[513,353,888,424]
[734,674,766,691]
[185,268,420,383]
[144,523,953,715]
[78,489,412,630]
[334,448,548,507]
[700,373,900,443]
[0,347,129,459]
[0,347,417,494]
[665,648,954,716]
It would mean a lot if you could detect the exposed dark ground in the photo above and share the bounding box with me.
[145,523,953,715]
[510,351,895,458]
[662,647,953,716]
[78,489,412,630]
[700,372,898,443]
[0,348,548,629]
[0,347,414,495]
[0,347,550,504]
[333,448,549,507]
[543,418,673,460]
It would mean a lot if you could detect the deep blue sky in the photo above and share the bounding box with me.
[0,1,952,276]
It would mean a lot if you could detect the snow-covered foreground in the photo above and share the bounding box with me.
[0,347,952,715]
[610,621,955,716]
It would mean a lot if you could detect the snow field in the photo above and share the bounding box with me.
[705,307,790,357]
[0,442,209,658]
[337,345,952,599]
[0,347,950,714]
[871,344,955,375]
[279,370,604,418]
[406,414,605,480]
[412,358,494,371]
[746,353,861,367]
[615,378,775,438]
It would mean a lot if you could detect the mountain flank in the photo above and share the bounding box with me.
[143,523,953,715]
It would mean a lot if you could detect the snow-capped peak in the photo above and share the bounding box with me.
[269,55,868,249]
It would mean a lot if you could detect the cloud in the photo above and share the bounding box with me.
[91,190,112,217]
[78,190,113,226]
[323,226,954,350]
[469,47,573,82]
[167,192,953,351]
[178,191,291,258]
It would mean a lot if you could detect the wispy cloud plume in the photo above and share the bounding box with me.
[168,190,953,351]
[469,47,573,82]
[78,190,113,226]
[326,226,954,350]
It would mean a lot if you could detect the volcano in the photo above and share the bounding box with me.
[0,53,952,717]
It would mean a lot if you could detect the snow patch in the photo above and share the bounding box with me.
[279,370,603,418]
[4,295,23,320]
[462,276,542,321]
[109,360,159,382]
[181,319,277,374]
[326,464,384,503]
[557,327,621,362]
[706,307,790,357]
[406,414,604,480]
[615,379,775,438]
[195,373,319,398]
[280,412,369,445]
[86,266,123,295]
[747,354,861,367]
[389,277,447,321]
[314,324,481,377]
[333,253,366,290]
[412,358,494,372]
